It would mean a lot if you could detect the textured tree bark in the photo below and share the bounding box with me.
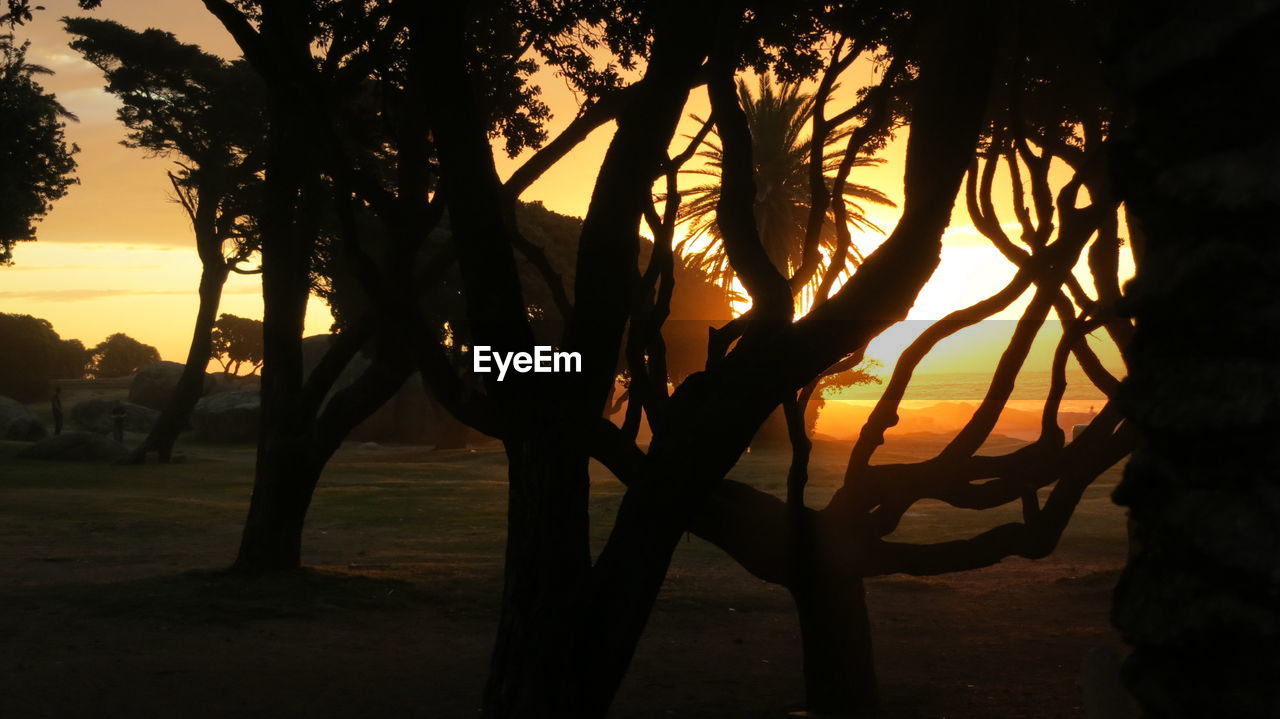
[1109,2,1280,716]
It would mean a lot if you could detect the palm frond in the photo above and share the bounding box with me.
[672,74,893,299]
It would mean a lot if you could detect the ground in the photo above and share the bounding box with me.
[0,433,1128,719]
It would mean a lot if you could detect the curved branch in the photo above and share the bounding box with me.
[859,418,1134,577]
[706,31,792,323]
[843,263,1038,481]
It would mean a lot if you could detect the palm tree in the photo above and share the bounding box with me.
[675,76,895,295]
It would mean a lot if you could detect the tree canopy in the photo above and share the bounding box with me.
[210,313,264,376]
[0,34,78,264]
[0,313,86,400]
[88,332,160,378]
[64,17,266,264]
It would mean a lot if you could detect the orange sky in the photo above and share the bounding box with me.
[3,0,1130,389]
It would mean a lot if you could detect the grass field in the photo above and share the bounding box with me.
[0,434,1129,718]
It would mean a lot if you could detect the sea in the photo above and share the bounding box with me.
[815,369,1116,441]
[826,369,1114,403]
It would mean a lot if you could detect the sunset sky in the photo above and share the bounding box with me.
[3,0,1131,389]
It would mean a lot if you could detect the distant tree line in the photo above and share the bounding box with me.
[0,312,262,402]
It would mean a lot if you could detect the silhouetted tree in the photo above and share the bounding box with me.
[1108,1,1280,716]
[176,0,1139,716]
[190,0,655,584]
[190,2,997,716]
[65,17,267,462]
[0,313,87,400]
[0,32,78,264]
[210,313,264,376]
[588,5,1133,713]
[88,332,160,378]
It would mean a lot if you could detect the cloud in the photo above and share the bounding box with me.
[0,287,261,302]
[30,49,93,71]
[56,86,121,125]
[3,264,165,272]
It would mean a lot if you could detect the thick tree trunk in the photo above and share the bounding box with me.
[791,575,879,717]
[234,441,321,571]
[234,341,413,572]
[1109,2,1280,716]
[131,255,228,463]
[483,431,593,719]
[232,83,315,572]
[787,508,879,717]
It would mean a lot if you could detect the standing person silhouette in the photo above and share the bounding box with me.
[110,400,126,443]
[51,387,64,436]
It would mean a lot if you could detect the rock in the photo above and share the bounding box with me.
[0,395,47,441]
[69,399,158,434]
[128,361,227,410]
[4,416,47,441]
[191,390,260,443]
[205,373,239,396]
[1072,423,1091,441]
[17,432,130,462]
[127,362,185,409]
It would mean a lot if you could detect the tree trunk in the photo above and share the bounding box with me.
[234,443,320,571]
[131,255,228,463]
[483,431,593,719]
[1109,2,1280,716]
[231,84,315,572]
[787,508,879,717]
[791,575,879,717]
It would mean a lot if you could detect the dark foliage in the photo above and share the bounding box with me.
[88,332,160,378]
[210,313,264,376]
[0,313,87,400]
[0,35,77,263]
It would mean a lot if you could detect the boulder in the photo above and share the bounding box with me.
[128,361,228,410]
[17,432,130,462]
[0,395,47,441]
[4,416,47,441]
[70,399,158,434]
[206,373,240,396]
[191,390,260,443]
